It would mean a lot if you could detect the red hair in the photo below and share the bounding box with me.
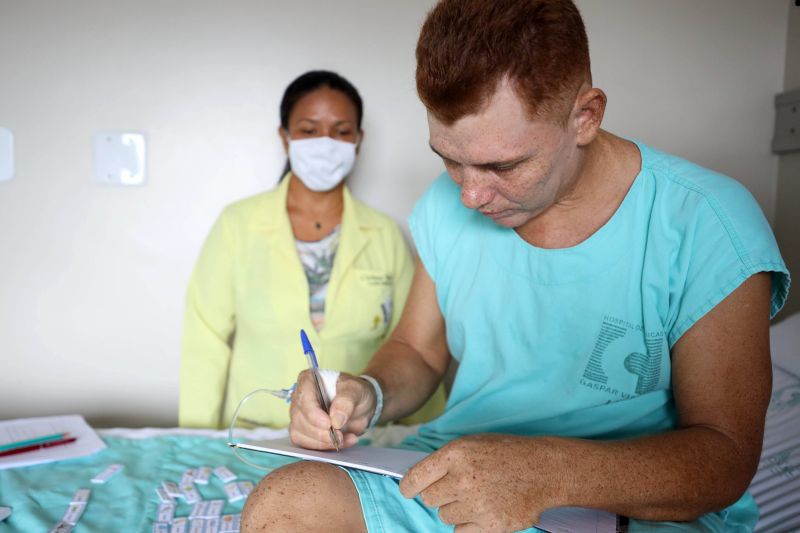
[416,0,591,124]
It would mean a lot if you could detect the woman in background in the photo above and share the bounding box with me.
[179,70,443,429]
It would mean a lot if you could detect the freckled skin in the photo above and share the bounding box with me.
[401,434,567,530]
[241,461,367,533]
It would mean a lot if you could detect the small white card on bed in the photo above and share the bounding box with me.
[229,437,618,532]
[230,436,427,478]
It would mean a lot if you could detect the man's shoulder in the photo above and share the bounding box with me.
[642,144,752,200]
[410,172,483,240]
[638,143,766,233]
[635,142,787,335]
[413,172,468,220]
[638,142,787,310]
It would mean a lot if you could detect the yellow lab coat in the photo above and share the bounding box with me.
[179,176,444,428]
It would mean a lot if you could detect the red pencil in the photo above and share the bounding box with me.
[0,436,77,458]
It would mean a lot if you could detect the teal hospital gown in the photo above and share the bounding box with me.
[345,141,790,533]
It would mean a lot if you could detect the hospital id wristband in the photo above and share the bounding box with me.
[360,374,384,429]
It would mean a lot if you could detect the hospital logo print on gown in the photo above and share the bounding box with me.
[580,315,666,399]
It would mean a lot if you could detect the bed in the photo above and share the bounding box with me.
[0,426,293,532]
[750,312,800,532]
[0,314,798,532]
[0,422,420,532]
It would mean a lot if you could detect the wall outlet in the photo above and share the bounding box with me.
[772,88,800,154]
[0,127,14,182]
[93,132,147,186]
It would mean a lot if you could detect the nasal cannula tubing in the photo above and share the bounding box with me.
[227,386,294,471]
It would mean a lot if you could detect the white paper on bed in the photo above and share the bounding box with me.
[231,437,617,532]
[0,414,106,470]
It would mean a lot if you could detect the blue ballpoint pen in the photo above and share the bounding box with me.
[300,329,341,451]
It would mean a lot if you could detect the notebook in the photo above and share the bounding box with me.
[229,437,619,532]
[230,436,427,478]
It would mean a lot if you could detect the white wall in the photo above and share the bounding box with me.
[582,1,788,219]
[774,3,800,320]
[0,0,790,426]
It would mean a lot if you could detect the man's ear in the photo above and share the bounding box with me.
[278,126,289,153]
[572,87,606,147]
[356,130,365,155]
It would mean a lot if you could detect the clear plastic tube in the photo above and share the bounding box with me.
[227,387,294,471]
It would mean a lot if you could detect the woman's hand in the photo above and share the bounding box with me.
[288,371,377,450]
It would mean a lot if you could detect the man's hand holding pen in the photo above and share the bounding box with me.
[288,370,378,451]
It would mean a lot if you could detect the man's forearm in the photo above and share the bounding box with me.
[542,426,760,521]
[363,337,445,424]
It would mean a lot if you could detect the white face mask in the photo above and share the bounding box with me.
[288,136,357,192]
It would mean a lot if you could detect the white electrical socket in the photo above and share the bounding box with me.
[0,127,14,182]
[93,131,147,186]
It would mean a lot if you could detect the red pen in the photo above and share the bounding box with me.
[0,436,77,458]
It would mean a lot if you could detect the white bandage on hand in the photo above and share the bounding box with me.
[315,370,383,430]
[317,369,340,403]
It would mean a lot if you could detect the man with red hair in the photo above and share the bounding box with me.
[242,1,789,531]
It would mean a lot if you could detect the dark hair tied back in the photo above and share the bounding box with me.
[280,70,363,130]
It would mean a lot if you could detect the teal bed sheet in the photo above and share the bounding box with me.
[0,435,296,532]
